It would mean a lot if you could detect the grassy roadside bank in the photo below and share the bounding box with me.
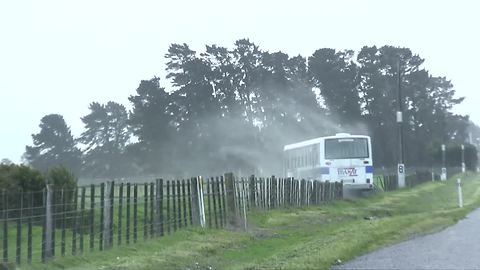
[20,173,480,270]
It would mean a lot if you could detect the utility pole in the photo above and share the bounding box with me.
[441,144,447,181]
[477,138,480,172]
[461,144,466,173]
[397,58,405,188]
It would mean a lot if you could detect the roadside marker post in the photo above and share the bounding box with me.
[397,164,405,188]
[441,144,447,181]
[457,178,463,208]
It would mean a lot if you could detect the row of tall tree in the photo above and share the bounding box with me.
[23,40,474,178]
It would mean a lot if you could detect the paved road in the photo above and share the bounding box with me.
[334,208,480,269]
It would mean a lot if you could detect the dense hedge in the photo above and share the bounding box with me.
[0,164,77,216]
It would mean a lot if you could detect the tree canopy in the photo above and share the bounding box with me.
[24,114,81,174]
[23,40,475,178]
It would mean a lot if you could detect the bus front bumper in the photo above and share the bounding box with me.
[343,183,374,190]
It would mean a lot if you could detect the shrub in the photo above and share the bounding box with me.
[47,166,77,190]
[0,165,78,220]
[0,164,46,216]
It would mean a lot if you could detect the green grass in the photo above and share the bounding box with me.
[2,184,218,266]
[16,173,480,270]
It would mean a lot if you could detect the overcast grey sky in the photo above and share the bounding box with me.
[1,0,479,163]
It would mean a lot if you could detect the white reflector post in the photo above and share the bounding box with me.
[398,164,405,188]
[441,144,447,181]
[396,111,403,123]
[457,178,463,208]
[441,168,447,181]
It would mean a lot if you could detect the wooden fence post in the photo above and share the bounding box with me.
[284,179,288,206]
[297,180,301,206]
[338,183,343,199]
[103,181,113,249]
[290,179,294,206]
[144,183,148,239]
[187,179,192,226]
[264,177,268,209]
[320,182,324,202]
[266,177,271,209]
[236,178,242,213]
[80,186,86,253]
[220,176,227,226]
[189,177,206,227]
[2,190,8,264]
[216,177,224,226]
[212,178,219,228]
[299,180,304,205]
[72,187,79,255]
[190,177,200,226]
[294,179,301,206]
[126,183,131,244]
[133,184,138,243]
[51,190,56,258]
[27,192,33,264]
[307,181,311,205]
[181,180,187,228]
[118,183,123,245]
[330,182,335,201]
[198,177,206,228]
[15,192,22,265]
[41,189,45,262]
[312,181,317,204]
[99,183,104,251]
[172,181,177,231]
[44,184,53,260]
[249,175,256,209]
[258,178,262,209]
[166,181,170,234]
[176,180,182,229]
[271,176,277,208]
[224,173,238,227]
[207,178,212,228]
[155,179,164,236]
[333,182,338,200]
[150,182,155,237]
[89,185,95,251]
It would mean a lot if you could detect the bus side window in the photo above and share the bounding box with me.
[307,147,310,167]
[303,148,306,167]
[298,152,302,167]
[297,149,300,167]
[309,147,313,167]
[305,148,308,167]
[294,150,298,168]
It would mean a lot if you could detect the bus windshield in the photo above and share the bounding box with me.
[325,138,369,159]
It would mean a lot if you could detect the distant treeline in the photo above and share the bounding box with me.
[19,40,478,178]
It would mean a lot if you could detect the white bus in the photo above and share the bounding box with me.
[283,133,374,189]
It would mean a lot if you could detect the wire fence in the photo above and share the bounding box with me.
[0,169,447,266]
[374,167,462,191]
